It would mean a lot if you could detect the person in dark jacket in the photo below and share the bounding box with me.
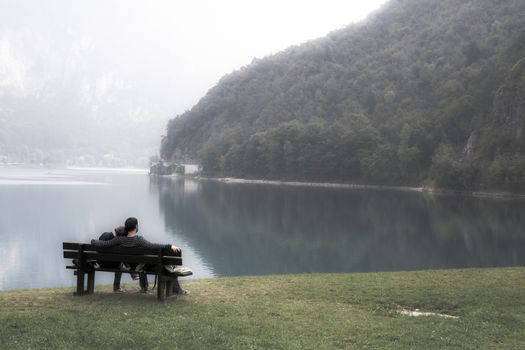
[97,226,139,293]
[91,217,184,294]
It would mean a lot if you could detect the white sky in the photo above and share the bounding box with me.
[147,0,390,113]
[0,0,389,121]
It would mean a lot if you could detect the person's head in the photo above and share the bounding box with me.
[114,225,126,237]
[124,217,138,234]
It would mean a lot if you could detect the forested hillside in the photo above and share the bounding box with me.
[161,0,525,191]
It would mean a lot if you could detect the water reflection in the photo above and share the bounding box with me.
[0,168,167,290]
[1,168,523,291]
[153,177,525,276]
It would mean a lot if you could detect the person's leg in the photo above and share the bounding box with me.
[170,277,189,295]
[139,272,149,291]
[113,271,123,292]
[170,277,180,293]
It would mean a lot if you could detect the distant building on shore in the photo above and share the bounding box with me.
[149,161,199,175]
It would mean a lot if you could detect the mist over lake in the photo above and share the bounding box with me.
[1,167,523,291]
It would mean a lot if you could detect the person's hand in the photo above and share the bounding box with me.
[171,245,181,254]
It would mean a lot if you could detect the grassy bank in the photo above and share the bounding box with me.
[1,268,524,349]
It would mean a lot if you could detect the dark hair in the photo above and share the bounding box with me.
[114,225,126,236]
[124,217,138,233]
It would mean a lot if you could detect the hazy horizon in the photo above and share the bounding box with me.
[0,0,388,166]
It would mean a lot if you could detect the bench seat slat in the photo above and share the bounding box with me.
[64,251,182,265]
[85,252,159,264]
[160,257,183,265]
[63,251,80,259]
[83,252,182,265]
[64,243,181,257]
[66,265,191,277]
[63,242,82,250]
[83,244,181,257]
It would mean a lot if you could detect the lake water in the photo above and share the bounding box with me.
[1,166,524,290]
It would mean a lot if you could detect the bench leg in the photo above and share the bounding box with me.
[75,272,85,296]
[157,280,166,302]
[166,280,173,297]
[87,271,95,294]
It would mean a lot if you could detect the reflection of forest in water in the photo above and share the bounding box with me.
[150,177,525,276]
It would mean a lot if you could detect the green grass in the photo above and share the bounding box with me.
[1,268,525,349]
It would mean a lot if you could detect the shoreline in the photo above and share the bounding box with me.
[1,265,522,293]
[1,266,521,293]
[183,175,525,199]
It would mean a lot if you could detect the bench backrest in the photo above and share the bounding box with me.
[63,242,182,267]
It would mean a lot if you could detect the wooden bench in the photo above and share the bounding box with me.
[63,242,192,301]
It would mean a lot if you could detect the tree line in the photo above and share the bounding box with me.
[161,0,525,191]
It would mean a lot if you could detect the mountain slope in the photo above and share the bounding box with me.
[161,0,525,190]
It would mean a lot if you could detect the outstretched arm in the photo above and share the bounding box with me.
[136,236,172,250]
[90,237,121,247]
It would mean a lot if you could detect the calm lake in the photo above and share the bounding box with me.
[0,166,524,291]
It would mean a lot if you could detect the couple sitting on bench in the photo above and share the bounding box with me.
[90,217,189,295]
